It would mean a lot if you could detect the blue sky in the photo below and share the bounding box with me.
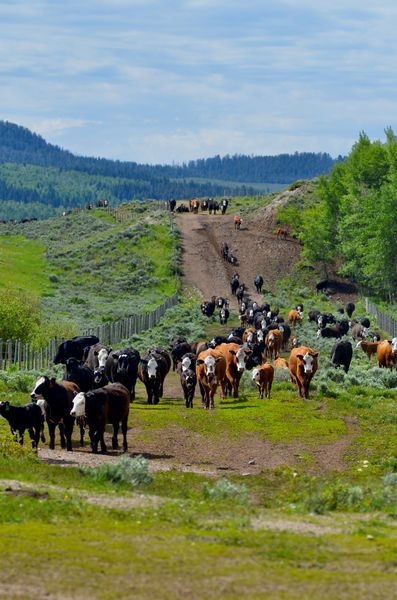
[1,0,396,163]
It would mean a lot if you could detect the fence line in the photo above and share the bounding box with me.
[0,292,179,371]
[364,298,397,338]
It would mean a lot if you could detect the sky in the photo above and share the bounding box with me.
[1,0,396,164]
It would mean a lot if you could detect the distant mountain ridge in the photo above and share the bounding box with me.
[0,120,340,183]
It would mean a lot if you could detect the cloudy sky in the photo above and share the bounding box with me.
[1,0,396,163]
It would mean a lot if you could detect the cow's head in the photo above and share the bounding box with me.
[93,367,108,387]
[391,338,397,353]
[297,352,318,373]
[252,368,260,382]
[147,356,158,379]
[235,346,251,372]
[31,376,52,400]
[70,392,86,418]
[97,347,110,368]
[181,355,192,371]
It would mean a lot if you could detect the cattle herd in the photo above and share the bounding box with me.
[2,275,397,455]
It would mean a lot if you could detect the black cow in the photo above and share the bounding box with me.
[168,199,176,212]
[221,198,229,214]
[345,302,355,318]
[53,335,99,364]
[331,340,353,373]
[31,376,79,451]
[171,341,192,372]
[308,310,321,323]
[230,275,240,296]
[201,297,216,317]
[361,317,371,329]
[104,348,141,401]
[70,383,130,453]
[138,348,171,404]
[0,401,44,448]
[219,307,230,325]
[179,367,197,408]
[317,313,336,328]
[64,358,95,392]
[254,275,264,293]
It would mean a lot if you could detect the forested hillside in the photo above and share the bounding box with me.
[277,128,397,301]
[0,121,339,219]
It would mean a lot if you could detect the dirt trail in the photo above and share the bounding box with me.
[176,201,301,307]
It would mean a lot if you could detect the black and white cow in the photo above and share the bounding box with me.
[104,347,141,401]
[84,343,112,372]
[138,348,171,404]
[70,383,130,453]
[31,376,79,451]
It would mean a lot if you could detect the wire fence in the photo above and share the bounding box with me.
[0,203,180,371]
[364,298,397,338]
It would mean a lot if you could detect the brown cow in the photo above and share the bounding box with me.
[377,339,397,369]
[252,363,274,399]
[216,343,252,398]
[288,309,302,326]
[273,357,289,370]
[357,340,379,360]
[190,198,200,213]
[265,329,282,360]
[276,227,288,239]
[289,346,319,399]
[196,349,226,409]
[242,327,257,344]
[234,215,242,230]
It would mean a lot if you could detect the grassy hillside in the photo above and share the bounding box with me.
[0,202,178,338]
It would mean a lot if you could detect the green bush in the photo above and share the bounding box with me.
[80,455,153,488]
[203,478,249,503]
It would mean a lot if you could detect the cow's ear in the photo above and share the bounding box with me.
[311,352,319,358]
[4,401,10,412]
[296,354,304,360]
[140,360,148,366]
[196,359,204,365]
[215,357,222,363]
[229,350,236,355]
[94,351,98,356]
[388,340,393,344]
[50,377,56,386]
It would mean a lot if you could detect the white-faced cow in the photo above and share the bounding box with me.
[289,346,319,399]
[138,348,171,404]
[104,347,141,401]
[70,383,130,453]
[31,376,79,450]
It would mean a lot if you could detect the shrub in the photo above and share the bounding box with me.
[203,478,249,503]
[80,455,153,488]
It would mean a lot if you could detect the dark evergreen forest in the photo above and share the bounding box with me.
[0,121,340,217]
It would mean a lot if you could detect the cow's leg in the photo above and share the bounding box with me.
[112,421,119,449]
[146,383,153,405]
[58,423,66,449]
[18,428,25,445]
[64,419,74,451]
[121,417,128,452]
[48,421,56,450]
